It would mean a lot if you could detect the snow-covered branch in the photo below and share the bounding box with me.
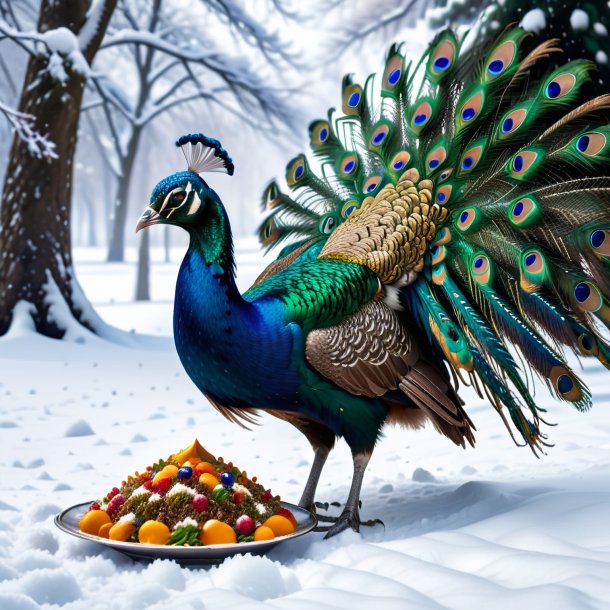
[78,0,110,52]
[0,101,57,158]
[0,17,40,55]
[99,25,294,129]
[327,0,434,58]
[205,0,297,67]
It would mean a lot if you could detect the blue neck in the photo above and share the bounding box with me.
[173,225,250,389]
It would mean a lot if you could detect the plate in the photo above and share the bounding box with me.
[55,501,317,564]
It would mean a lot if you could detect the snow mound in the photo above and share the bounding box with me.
[412,467,436,482]
[64,419,95,437]
[213,554,299,601]
[15,568,81,605]
[0,593,39,610]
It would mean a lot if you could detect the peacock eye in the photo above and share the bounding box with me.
[171,191,186,205]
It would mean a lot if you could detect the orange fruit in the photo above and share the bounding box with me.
[162,464,179,477]
[138,520,171,545]
[200,520,237,545]
[277,507,298,529]
[198,473,220,489]
[263,515,295,537]
[153,465,178,484]
[79,509,111,535]
[195,462,216,476]
[253,526,275,541]
[109,520,135,541]
[98,523,113,539]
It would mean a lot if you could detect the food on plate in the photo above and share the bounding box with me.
[78,439,296,545]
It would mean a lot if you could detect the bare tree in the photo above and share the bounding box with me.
[88,0,296,278]
[75,0,301,302]
[0,0,117,337]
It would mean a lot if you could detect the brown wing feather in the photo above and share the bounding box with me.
[305,300,475,446]
[306,300,418,396]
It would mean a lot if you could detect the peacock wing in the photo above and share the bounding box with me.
[305,300,469,430]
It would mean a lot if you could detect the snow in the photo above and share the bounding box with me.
[570,9,590,32]
[41,27,78,56]
[520,9,546,34]
[78,0,107,50]
[0,245,610,609]
[38,27,90,81]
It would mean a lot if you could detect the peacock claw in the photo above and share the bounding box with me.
[315,514,340,523]
[317,510,385,538]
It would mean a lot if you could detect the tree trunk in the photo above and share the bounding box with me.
[84,195,97,247]
[135,229,150,301]
[106,124,143,262]
[0,0,116,337]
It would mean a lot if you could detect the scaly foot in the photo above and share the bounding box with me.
[301,501,342,528]
[318,508,384,538]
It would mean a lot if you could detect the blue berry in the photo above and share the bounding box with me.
[178,466,193,479]
[220,471,235,488]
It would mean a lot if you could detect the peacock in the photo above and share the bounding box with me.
[136,26,610,537]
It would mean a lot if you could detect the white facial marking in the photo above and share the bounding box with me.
[187,191,202,216]
[159,190,173,215]
[167,182,193,219]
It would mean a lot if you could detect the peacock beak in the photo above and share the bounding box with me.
[136,207,161,233]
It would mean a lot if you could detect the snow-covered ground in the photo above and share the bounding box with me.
[1,244,610,610]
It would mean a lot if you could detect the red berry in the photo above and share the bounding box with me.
[277,506,298,528]
[262,489,272,502]
[89,502,100,511]
[106,494,125,516]
[235,515,255,535]
[232,491,244,505]
[107,487,120,500]
[192,494,209,512]
[143,480,153,491]
[155,478,172,495]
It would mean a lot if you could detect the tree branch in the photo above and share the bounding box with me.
[0,100,57,158]
[137,91,212,127]
[328,0,431,59]
[152,72,193,107]
[147,57,181,87]
[208,0,297,67]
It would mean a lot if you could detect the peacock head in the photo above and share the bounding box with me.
[136,133,234,234]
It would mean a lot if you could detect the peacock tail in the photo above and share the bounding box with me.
[257,26,610,453]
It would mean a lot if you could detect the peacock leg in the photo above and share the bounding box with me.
[298,444,330,512]
[322,450,383,538]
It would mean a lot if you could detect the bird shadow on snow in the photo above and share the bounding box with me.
[270,480,555,563]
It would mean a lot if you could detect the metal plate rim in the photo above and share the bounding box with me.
[55,500,317,562]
